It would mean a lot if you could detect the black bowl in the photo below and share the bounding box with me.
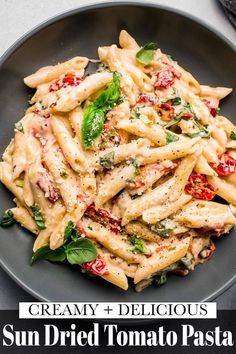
[0,2,235,302]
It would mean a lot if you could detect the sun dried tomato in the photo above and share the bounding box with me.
[81,256,109,276]
[154,64,181,89]
[136,95,156,105]
[211,154,236,176]
[84,204,122,234]
[202,99,219,117]
[181,112,193,118]
[49,73,82,92]
[158,103,175,121]
[185,173,216,201]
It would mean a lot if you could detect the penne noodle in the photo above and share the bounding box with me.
[134,237,190,283]
[24,56,89,88]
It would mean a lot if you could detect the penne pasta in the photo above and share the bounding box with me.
[1,29,235,293]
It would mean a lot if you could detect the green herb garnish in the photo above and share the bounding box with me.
[168,246,176,251]
[60,171,69,179]
[81,72,122,149]
[181,253,194,270]
[165,131,179,144]
[128,235,147,253]
[31,206,46,230]
[31,221,97,265]
[183,102,194,114]
[97,62,107,72]
[230,131,236,140]
[136,42,158,65]
[64,221,78,242]
[65,238,97,265]
[99,151,115,169]
[15,122,24,133]
[131,158,140,176]
[150,219,174,238]
[155,272,167,286]
[171,97,181,106]
[0,210,15,227]
[15,179,24,188]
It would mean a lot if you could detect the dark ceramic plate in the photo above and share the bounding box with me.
[0,2,235,303]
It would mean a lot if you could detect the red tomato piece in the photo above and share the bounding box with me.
[136,94,156,105]
[202,99,219,117]
[154,69,175,89]
[84,204,122,234]
[211,154,236,176]
[81,256,109,276]
[49,73,82,92]
[154,63,181,89]
[185,173,216,201]
[181,112,193,118]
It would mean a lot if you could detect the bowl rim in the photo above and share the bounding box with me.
[0,1,236,304]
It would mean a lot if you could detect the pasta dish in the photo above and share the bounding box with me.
[0,31,236,291]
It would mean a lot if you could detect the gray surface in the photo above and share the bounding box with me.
[0,0,235,309]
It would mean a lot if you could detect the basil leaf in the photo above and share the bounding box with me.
[99,151,115,169]
[136,42,158,65]
[165,131,179,144]
[95,72,122,110]
[15,122,24,133]
[81,72,122,149]
[181,253,194,270]
[31,244,51,264]
[155,272,167,286]
[31,244,66,264]
[44,248,66,262]
[128,235,147,253]
[230,131,236,140]
[150,220,174,238]
[81,105,105,149]
[171,97,181,105]
[31,206,46,230]
[65,238,97,265]
[64,221,78,242]
[0,209,15,227]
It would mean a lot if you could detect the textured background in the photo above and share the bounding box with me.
[0,0,235,309]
